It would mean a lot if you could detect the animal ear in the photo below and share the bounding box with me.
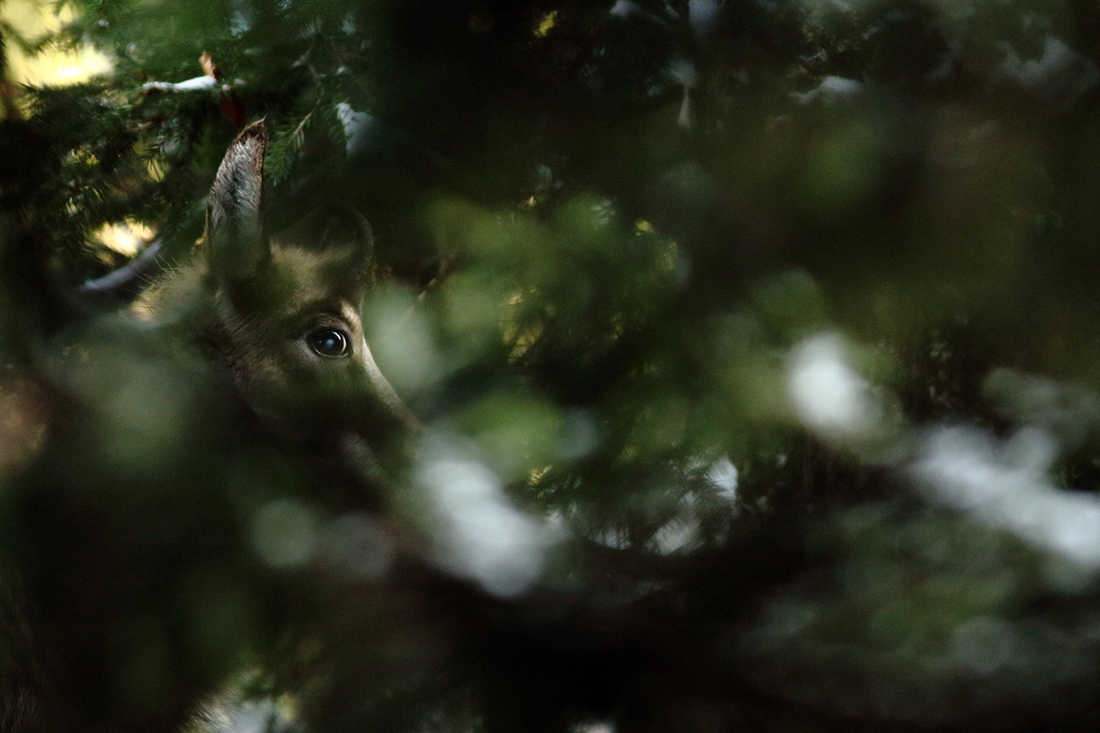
[276,204,375,285]
[206,120,269,281]
[319,206,374,284]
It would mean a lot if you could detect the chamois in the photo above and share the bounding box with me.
[1,121,420,732]
[136,121,416,497]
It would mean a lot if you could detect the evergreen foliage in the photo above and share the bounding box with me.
[5,0,1100,731]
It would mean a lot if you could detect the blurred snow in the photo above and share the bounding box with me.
[792,76,863,106]
[998,35,1099,111]
[335,102,375,155]
[195,686,295,733]
[689,0,721,39]
[788,331,1100,575]
[414,430,556,596]
[705,455,739,501]
[143,75,217,92]
[557,409,600,459]
[787,333,886,446]
[652,516,702,554]
[911,426,1100,571]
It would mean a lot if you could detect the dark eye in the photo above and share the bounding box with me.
[307,328,351,358]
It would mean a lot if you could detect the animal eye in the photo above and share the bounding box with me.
[307,328,351,358]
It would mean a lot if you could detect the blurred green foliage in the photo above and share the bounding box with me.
[7,0,1100,731]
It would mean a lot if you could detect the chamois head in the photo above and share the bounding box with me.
[143,121,413,481]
